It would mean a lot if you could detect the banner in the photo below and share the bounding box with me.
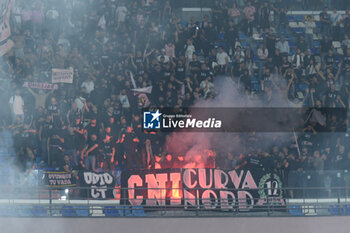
[0,0,14,56]
[132,86,152,108]
[43,171,76,188]
[52,67,74,84]
[23,81,58,90]
[129,71,136,89]
[127,168,285,211]
[132,86,153,94]
[79,171,116,199]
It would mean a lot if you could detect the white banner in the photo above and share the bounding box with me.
[23,82,58,90]
[0,0,14,56]
[52,67,74,84]
[132,86,153,94]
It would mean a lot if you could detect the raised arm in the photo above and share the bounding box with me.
[26,86,37,97]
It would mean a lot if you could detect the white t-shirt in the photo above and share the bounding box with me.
[74,97,84,110]
[216,51,229,65]
[200,81,214,97]
[186,45,195,61]
[116,6,127,22]
[120,94,130,108]
[330,12,341,26]
[81,80,94,94]
[157,55,170,63]
[305,21,316,34]
[46,9,59,20]
[276,41,290,54]
[9,95,24,115]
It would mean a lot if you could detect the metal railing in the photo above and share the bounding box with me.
[1,169,350,217]
[0,186,350,217]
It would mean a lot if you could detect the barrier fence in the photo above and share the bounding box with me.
[1,169,350,217]
[0,186,350,217]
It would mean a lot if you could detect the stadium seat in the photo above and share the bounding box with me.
[75,206,89,217]
[294,15,304,22]
[287,15,295,22]
[18,205,34,217]
[61,206,77,217]
[217,33,225,41]
[343,205,350,215]
[289,22,298,28]
[298,83,308,91]
[329,205,341,215]
[288,205,304,216]
[315,21,322,28]
[124,206,133,216]
[313,41,320,48]
[132,206,146,216]
[104,206,120,217]
[251,77,261,92]
[0,205,17,217]
[0,148,8,156]
[332,41,341,48]
[32,206,48,217]
[298,22,306,27]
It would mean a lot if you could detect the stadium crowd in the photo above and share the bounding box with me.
[1,0,350,195]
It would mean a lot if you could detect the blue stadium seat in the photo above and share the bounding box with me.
[343,205,350,215]
[132,206,146,216]
[294,15,304,22]
[288,205,304,216]
[32,206,48,217]
[117,206,125,216]
[241,42,249,48]
[251,77,261,92]
[104,206,119,217]
[61,206,77,217]
[287,15,295,22]
[18,205,33,217]
[1,130,12,137]
[0,148,8,156]
[8,148,15,156]
[0,205,17,216]
[124,206,133,216]
[75,206,89,217]
[329,205,341,215]
[298,83,308,91]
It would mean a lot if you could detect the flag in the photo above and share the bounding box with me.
[52,67,74,84]
[129,71,137,89]
[98,15,106,29]
[0,0,14,57]
[131,85,152,108]
[180,84,185,98]
[137,93,151,108]
[309,109,326,126]
[131,86,153,94]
